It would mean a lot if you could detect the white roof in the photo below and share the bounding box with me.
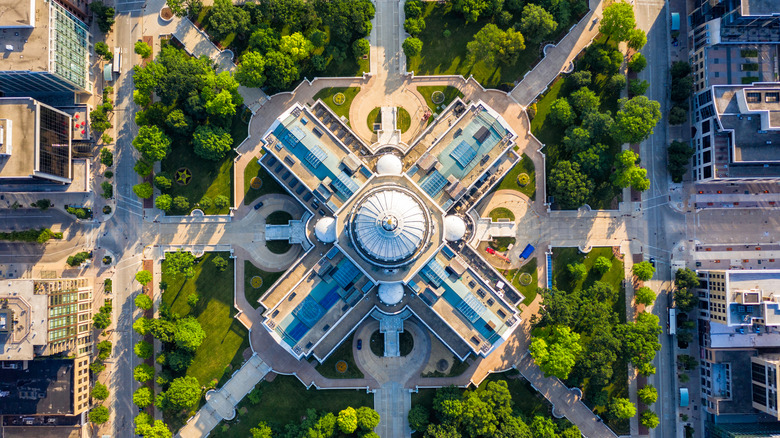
[375,154,403,175]
[444,215,467,241]
[314,217,337,243]
[353,189,427,262]
[378,282,404,305]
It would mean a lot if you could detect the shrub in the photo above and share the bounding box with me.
[67,251,92,267]
[104,278,112,293]
[173,196,190,212]
[154,175,172,190]
[133,182,153,199]
[402,37,423,57]
[214,195,230,209]
[89,405,110,424]
[212,255,228,271]
[101,181,113,199]
[100,147,114,167]
[156,194,173,212]
[187,293,199,306]
[594,256,612,274]
[97,340,113,360]
[32,199,52,210]
[90,360,106,374]
[352,38,369,58]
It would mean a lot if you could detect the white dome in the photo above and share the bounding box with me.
[352,189,428,263]
[375,154,403,175]
[314,217,337,243]
[378,282,404,306]
[444,215,466,241]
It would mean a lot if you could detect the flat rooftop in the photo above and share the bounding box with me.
[741,0,777,17]
[408,247,520,356]
[713,85,780,163]
[0,0,35,27]
[0,279,46,360]
[407,100,516,209]
[0,359,74,415]
[263,104,371,211]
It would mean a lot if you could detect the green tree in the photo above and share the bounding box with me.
[638,385,658,404]
[208,0,249,41]
[671,61,692,78]
[135,270,153,286]
[618,311,662,366]
[467,24,525,66]
[613,150,650,192]
[187,293,199,306]
[155,174,172,191]
[204,89,237,121]
[569,71,592,89]
[133,183,154,199]
[629,79,650,96]
[100,148,114,166]
[133,317,151,335]
[405,0,422,17]
[133,125,171,162]
[530,416,557,438]
[264,51,299,91]
[337,407,358,434]
[90,360,106,374]
[674,287,698,312]
[310,30,328,47]
[90,1,116,33]
[236,52,266,88]
[134,363,155,383]
[668,140,694,182]
[135,340,153,359]
[136,420,173,438]
[549,161,591,209]
[672,75,693,103]
[575,143,610,179]
[164,249,196,279]
[635,286,656,306]
[568,263,587,281]
[212,255,228,271]
[95,42,113,60]
[134,160,153,177]
[633,261,655,281]
[356,406,380,431]
[641,410,660,428]
[155,194,173,212]
[562,126,591,155]
[408,404,430,432]
[134,387,153,408]
[89,405,110,424]
[249,28,280,52]
[97,340,113,360]
[609,73,627,92]
[614,96,662,144]
[214,195,230,209]
[628,52,647,72]
[173,196,190,212]
[594,256,613,274]
[93,312,111,330]
[675,268,700,290]
[199,196,213,210]
[455,0,490,22]
[403,37,423,57]
[353,38,370,59]
[549,98,574,126]
[669,105,688,126]
[135,41,152,58]
[250,422,273,438]
[279,32,313,62]
[193,125,233,161]
[165,110,191,136]
[174,316,206,351]
[520,4,557,42]
[627,28,647,50]
[404,17,426,36]
[610,397,636,419]
[161,376,201,410]
[569,87,600,116]
[529,325,583,379]
[600,1,636,42]
[92,382,109,400]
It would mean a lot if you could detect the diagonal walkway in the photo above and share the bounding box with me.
[510,0,604,106]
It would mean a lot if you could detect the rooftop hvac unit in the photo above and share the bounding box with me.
[4,45,12,51]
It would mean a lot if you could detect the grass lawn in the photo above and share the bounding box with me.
[492,153,536,200]
[161,252,248,388]
[367,107,381,132]
[502,257,538,306]
[315,332,364,379]
[212,374,374,436]
[243,154,288,205]
[160,108,249,215]
[551,247,624,294]
[312,87,361,124]
[488,207,515,222]
[244,260,283,309]
[406,3,539,89]
[397,107,411,133]
[417,86,464,114]
[421,355,472,378]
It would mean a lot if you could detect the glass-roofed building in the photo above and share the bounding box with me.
[257,98,523,362]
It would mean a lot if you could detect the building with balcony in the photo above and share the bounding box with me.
[0,0,92,95]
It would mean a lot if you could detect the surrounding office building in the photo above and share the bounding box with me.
[750,354,780,419]
[0,97,73,184]
[0,278,94,416]
[0,0,92,95]
[695,269,780,328]
[256,98,523,362]
[687,0,780,182]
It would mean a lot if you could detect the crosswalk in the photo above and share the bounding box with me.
[116,0,144,12]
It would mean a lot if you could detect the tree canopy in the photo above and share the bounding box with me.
[134,387,153,408]
[614,96,662,144]
[163,249,196,279]
[520,4,557,42]
[600,1,636,42]
[529,325,583,379]
[136,270,153,286]
[133,125,171,162]
[635,286,656,306]
[467,24,525,67]
[610,397,636,419]
[160,376,201,410]
[548,161,591,209]
[174,316,206,351]
[134,363,155,383]
[633,261,655,281]
[193,125,233,161]
[638,385,658,404]
[89,405,110,424]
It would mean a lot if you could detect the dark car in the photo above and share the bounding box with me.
[254,201,264,210]
[649,257,656,267]
[356,339,362,350]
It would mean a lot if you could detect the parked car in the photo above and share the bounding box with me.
[254,201,264,210]
[485,247,496,255]
[357,339,362,350]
